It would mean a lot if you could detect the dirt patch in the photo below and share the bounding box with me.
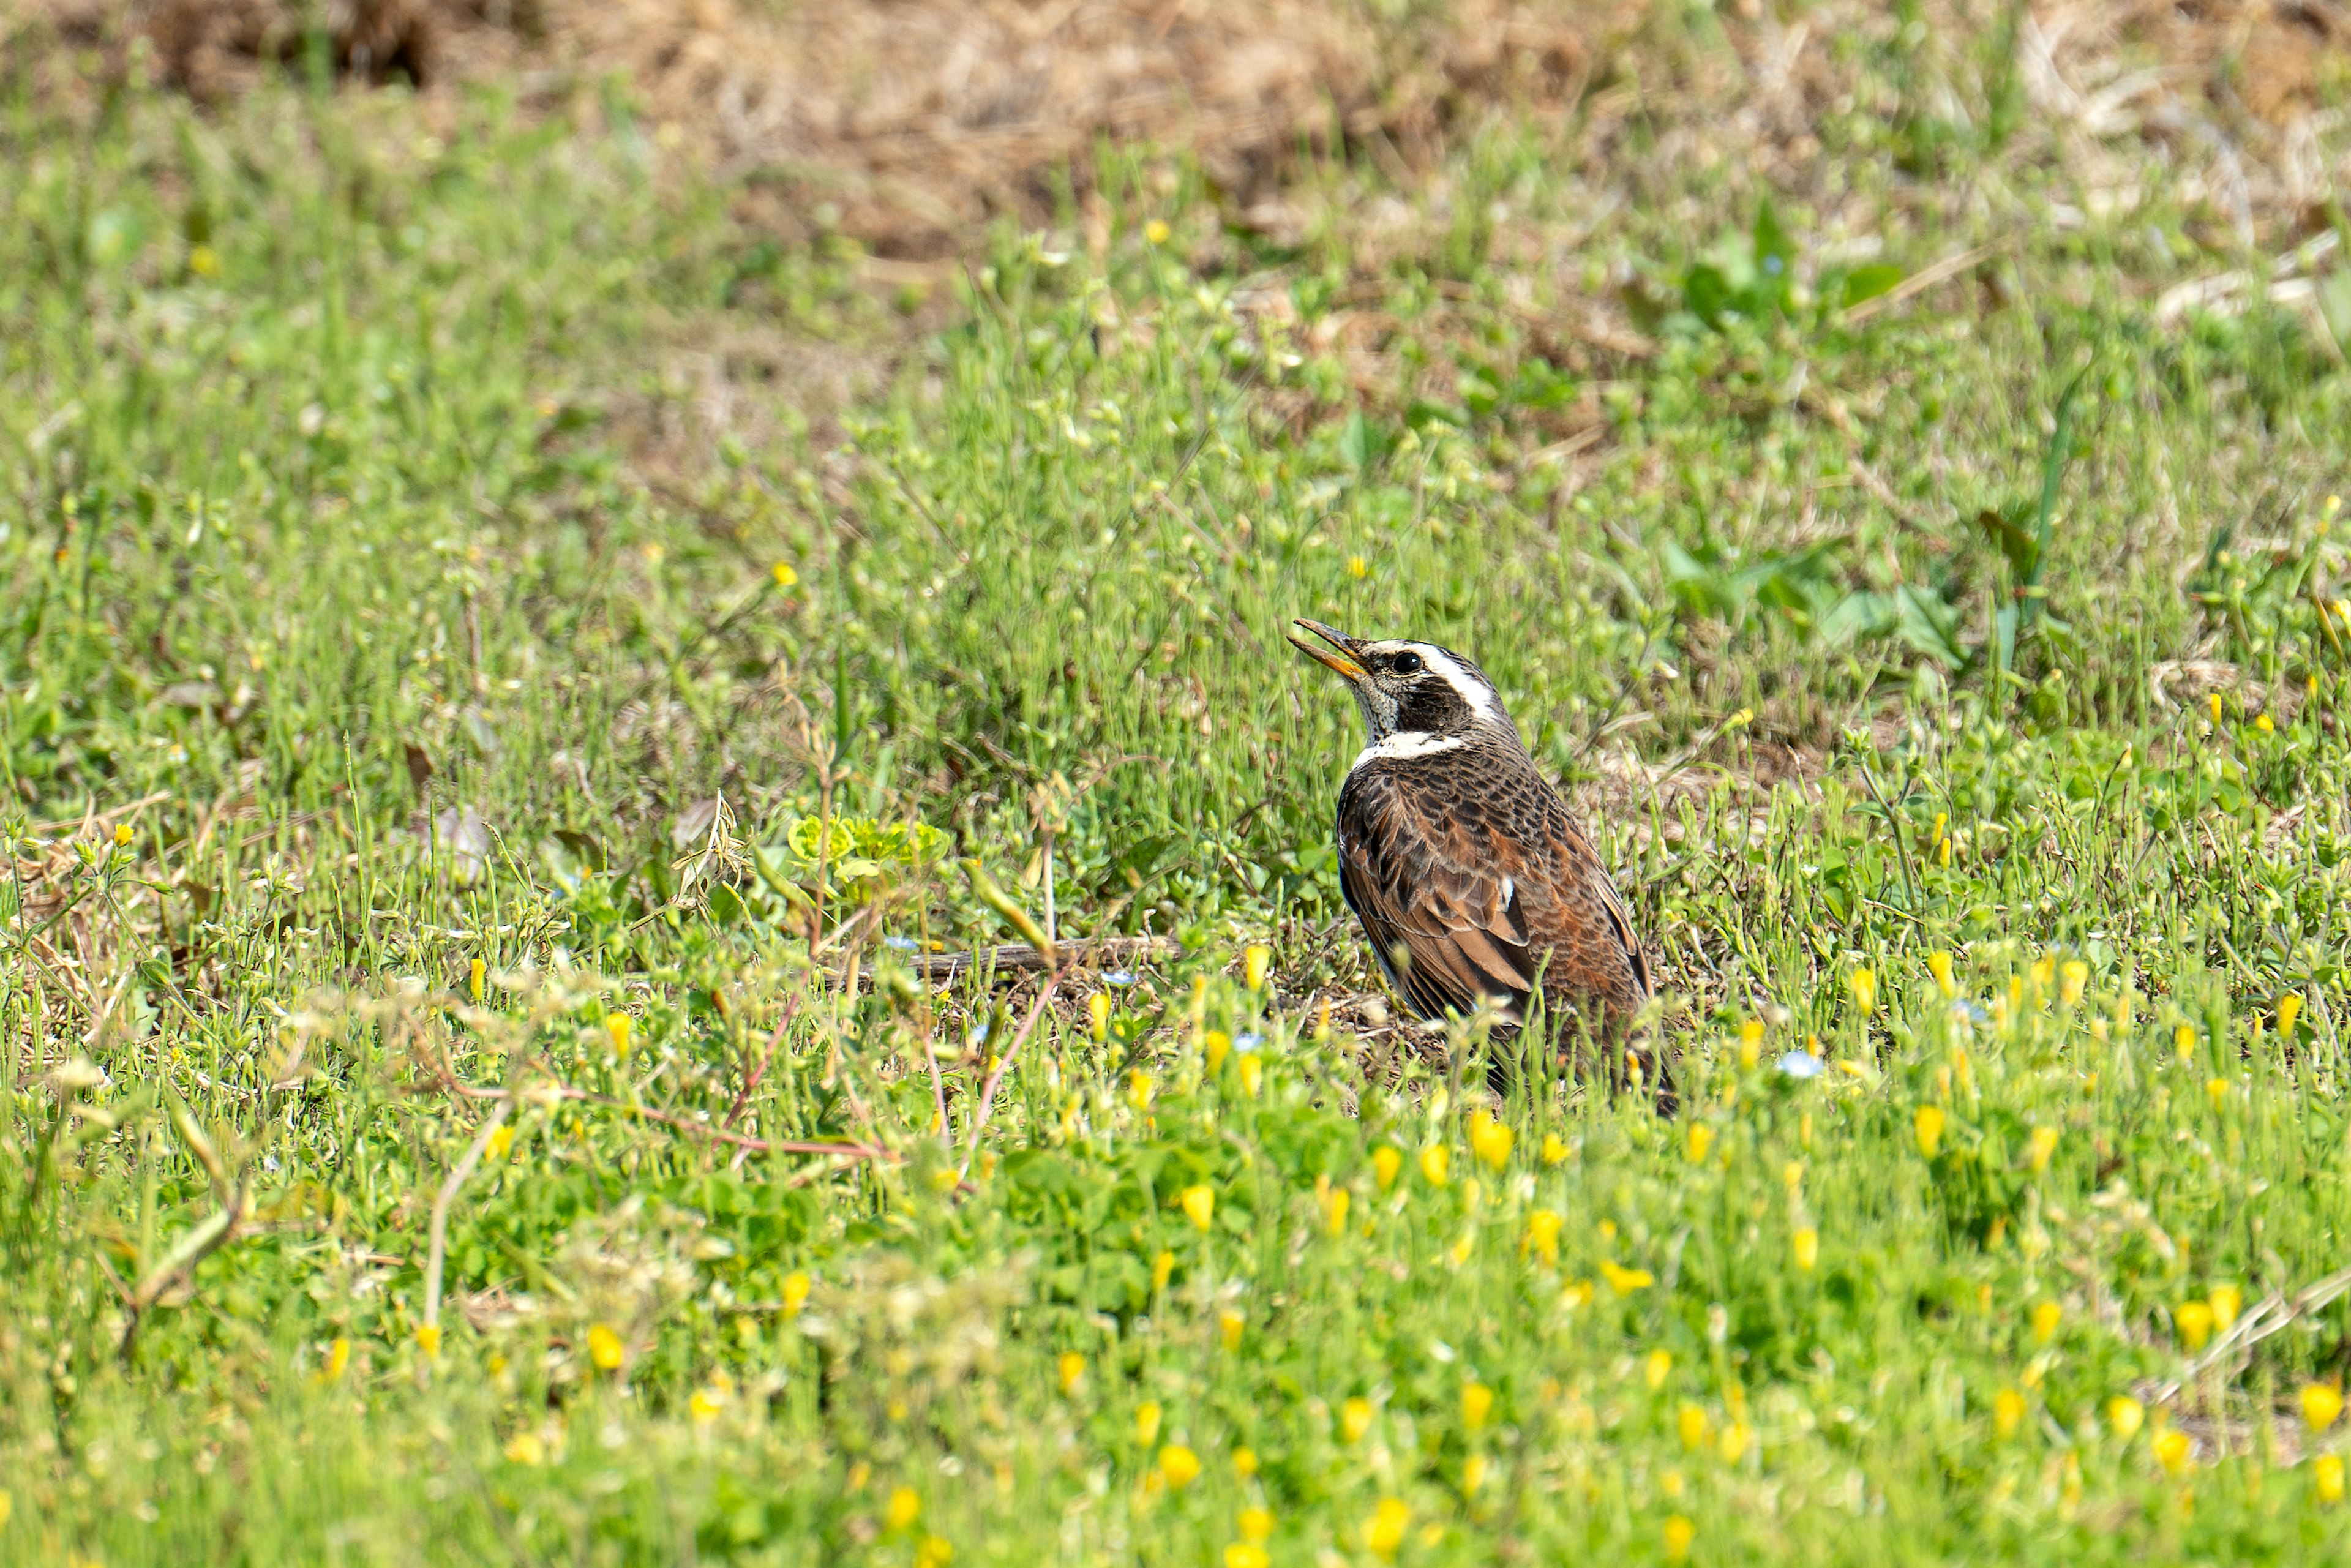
[26,0,1618,257]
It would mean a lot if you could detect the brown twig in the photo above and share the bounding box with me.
[721,994,801,1131]
[958,977,1060,1180]
[420,1097,511,1380]
[2144,1264,2351,1408]
[909,936,1178,981]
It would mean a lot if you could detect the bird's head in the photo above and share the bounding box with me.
[1286,618,1508,746]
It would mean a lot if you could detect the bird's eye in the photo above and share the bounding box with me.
[1392,651,1423,674]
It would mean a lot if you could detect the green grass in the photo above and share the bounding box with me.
[6,20,2351,1566]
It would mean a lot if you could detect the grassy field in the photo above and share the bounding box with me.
[6,7,2351,1564]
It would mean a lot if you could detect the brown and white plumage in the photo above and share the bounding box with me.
[1289,619,1655,1082]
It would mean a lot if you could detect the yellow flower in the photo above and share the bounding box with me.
[915,1538,953,1568]
[587,1324,624,1371]
[1849,967,1877,1018]
[2106,1396,2145,1441]
[2028,1125,2059,1174]
[113,821,134,848]
[2257,713,2274,732]
[1541,1133,1571,1165]
[1419,1145,1450,1187]
[2210,691,2225,727]
[1059,1351,1086,1395]
[1220,1310,1245,1351]
[1235,1450,1261,1480]
[1470,1113,1514,1171]
[1238,1054,1263,1098]
[887,1487,923,1531]
[1325,1187,1352,1238]
[1560,1279,1595,1311]
[1929,951,1954,998]
[487,1122,516,1160]
[1205,1030,1232,1075]
[1914,1105,1945,1158]
[691,1385,729,1425]
[468,957,486,1002]
[1243,945,1272,990]
[1135,1401,1163,1446]
[606,1013,631,1057]
[2209,1285,2241,1330]
[2281,993,2303,1037]
[1678,1403,1708,1450]
[1128,1070,1155,1111]
[1686,1124,1715,1165]
[1153,1251,1176,1291]
[189,242,220,277]
[771,561,798,588]
[1341,1396,1374,1442]
[416,1322,443,1359]
[1463,1453,1488,1496]
[1738,1018,1764,1070]
[2175,1023,2197,1063]
[1346,555,1369,580]
[1663,1514,1696,1562]
[1600,1261,1654,1296]
[504,1430,545,1465]
[2031,1301,2063,1344]
[1644,1349,1673,1390]
[1089,993,1112,1042]
[2154,1428,2192,1475]
[2175,1300,2214,1351]
[1144,219,1171,246]
[321,1337,351,1382]
[1462,1382,1494,1432]
[1160,1444,1202,1488]
[1448,1231,1476,1268]
[2060,960,2088,1006]
[1719,1419,1752,1463]
[2205,1077,2230,1108]
[1363,1497,1411,1558]
[1792,1227,1818,1273]
[2302,1384,2345,1431]
[1523,1209,1562,1266]
[1181,1184,1216,1231]
[1373,1146,1403,1190]
[1225,1548,1270,1568]
[1993,1388,2027,1438]
[2317,1454,2347,1504]
[782,1270,812,1316]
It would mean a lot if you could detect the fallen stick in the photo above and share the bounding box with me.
[906,936,1179,981]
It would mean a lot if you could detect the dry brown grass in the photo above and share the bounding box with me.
[15,2,2347,264]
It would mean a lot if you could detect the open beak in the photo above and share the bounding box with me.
[1287,618,1367,682]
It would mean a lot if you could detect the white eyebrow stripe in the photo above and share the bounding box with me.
[1415,646,1499,720]
[1350,732,1463,771]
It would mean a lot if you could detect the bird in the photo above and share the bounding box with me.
[1287,618,1661,1098]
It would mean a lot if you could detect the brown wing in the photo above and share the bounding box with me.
[1337,771,1539,1022]
[1338,763,1648,1027]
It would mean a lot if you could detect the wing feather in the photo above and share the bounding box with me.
[1337,757,1649,1028]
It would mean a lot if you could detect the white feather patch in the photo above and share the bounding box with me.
[1350,731,1463,771]
[1415,647,1499,721]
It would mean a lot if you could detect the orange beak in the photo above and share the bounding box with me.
[1287,618,1367,682]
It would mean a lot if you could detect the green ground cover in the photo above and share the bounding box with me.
[6,13,2351,1564]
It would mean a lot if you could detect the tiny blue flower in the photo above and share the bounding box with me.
[1234,1032,1264,1051]
[1777,1050,1826,1079]
[1763,253,1785,276]
[883,934,917,951]
[1101,970,1137,986]
[967,1022,991,1048]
